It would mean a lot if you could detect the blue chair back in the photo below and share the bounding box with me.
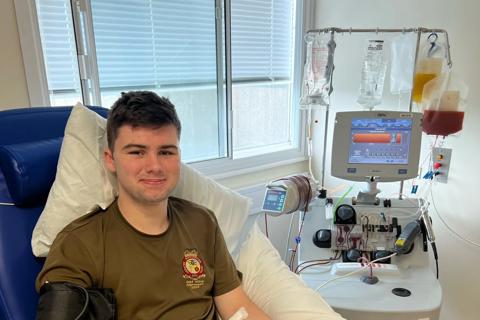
[0,106,108,320]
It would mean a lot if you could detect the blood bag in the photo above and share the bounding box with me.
[421,71,468,136]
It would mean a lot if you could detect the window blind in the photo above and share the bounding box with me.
[231,0,295,81]
[36,0,79,91]
[91,0,217,88]
[36,0,295,91]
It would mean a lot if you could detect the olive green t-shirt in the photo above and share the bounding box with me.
[36,197,242,320]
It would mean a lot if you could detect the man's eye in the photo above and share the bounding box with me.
[129,150,144,155]
[159,150,174,156]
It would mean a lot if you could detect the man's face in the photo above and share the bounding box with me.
[104,124,180,206]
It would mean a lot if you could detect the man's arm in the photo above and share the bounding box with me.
[214,285,270,320]
[36,231,96,292]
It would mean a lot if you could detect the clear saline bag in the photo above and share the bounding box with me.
[300,34,336,107]
[357,40,388,110]
[390,34,416,94]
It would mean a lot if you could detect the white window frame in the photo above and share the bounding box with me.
[13,0,50,107]
[13,0,313,179]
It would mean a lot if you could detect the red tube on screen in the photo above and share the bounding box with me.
[353,133,391,143]
[395,133,402,144]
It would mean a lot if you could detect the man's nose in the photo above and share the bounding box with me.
[144,153,162,172]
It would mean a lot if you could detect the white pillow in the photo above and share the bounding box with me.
[32,103,117,257]
[32,103,250,257]
[236,224,345,320]
[171,165,251,255]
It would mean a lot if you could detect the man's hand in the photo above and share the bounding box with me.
[214,286,270,320]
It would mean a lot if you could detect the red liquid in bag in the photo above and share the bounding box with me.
[422,110,465,136]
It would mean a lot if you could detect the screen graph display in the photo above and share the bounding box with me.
[348,118,413,165]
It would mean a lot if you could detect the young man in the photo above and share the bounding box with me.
[36,91,270,319]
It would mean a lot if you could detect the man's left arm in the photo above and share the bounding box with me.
[209,211,270,319]
[214,285,270,320]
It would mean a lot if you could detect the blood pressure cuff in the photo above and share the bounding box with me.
[37,282,116,320]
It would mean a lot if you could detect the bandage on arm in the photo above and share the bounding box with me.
[228,307,248,320]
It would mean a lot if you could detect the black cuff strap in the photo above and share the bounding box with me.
[37,282,116,320]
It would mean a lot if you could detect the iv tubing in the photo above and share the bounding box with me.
[314,252,398,291]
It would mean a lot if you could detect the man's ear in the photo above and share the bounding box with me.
[104,148,116,173]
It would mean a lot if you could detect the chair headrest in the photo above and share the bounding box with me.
[0,138,62,206]
[0,106,109,207]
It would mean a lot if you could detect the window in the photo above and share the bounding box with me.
[35,0,82,103]
[17,0,307,176]
[231,0,297,158]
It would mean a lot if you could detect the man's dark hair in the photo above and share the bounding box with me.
[106,91,181,151]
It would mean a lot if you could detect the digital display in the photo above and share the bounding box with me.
[267,194,279,201]
[348,118,412,165]
[262,189,287,213]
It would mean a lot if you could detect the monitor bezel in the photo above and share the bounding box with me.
[331,111,423,182]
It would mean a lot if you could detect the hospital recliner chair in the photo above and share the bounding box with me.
[0,106,109,319]
[0,106,343,320]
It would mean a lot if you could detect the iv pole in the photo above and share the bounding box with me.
[305,27,453,201]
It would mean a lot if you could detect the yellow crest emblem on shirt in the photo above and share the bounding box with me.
[182,248,206,289]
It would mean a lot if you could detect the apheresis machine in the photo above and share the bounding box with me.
[263,110,442,320]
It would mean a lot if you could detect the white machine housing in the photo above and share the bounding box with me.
[298,197,442,320]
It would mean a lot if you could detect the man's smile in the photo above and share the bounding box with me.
[140,178,167,185]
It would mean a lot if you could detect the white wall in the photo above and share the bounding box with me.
[0,0,30,109]
[312,1,480,319]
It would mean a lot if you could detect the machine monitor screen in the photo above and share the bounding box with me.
[331,111,423,182]
[348,118,412,165]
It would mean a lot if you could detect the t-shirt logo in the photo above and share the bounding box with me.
[182,248,206,289]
